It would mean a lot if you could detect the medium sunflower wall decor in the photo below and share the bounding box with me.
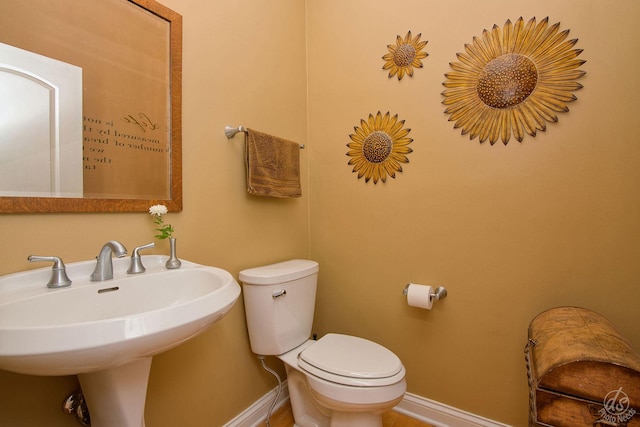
[442,17,586,145]
[382,31,429,80]
[346,111,413,184]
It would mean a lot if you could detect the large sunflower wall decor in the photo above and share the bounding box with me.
[346,111,413,184]
[382,31,429,80]
[442,17,586,144]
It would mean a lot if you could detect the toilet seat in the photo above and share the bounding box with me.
[297,334,405,387]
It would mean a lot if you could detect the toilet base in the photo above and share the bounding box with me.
[311,388,402,427]
[292,415,382,427]
[292,413,383,427]
[328,412,383,427]
[283,362,404,427]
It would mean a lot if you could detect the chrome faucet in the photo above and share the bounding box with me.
[90,240,128,281]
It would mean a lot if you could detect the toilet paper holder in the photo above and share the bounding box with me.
[403,284,448,301]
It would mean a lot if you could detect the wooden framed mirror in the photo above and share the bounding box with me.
[0,0,182,213]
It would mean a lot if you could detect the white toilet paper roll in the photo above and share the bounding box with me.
[405,283,434,309]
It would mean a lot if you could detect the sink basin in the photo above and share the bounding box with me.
[0,255,240,376]
[0,255,241,427]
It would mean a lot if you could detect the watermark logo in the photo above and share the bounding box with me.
[594,387,636,425]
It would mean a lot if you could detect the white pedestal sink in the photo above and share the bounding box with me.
[0,255,241,427]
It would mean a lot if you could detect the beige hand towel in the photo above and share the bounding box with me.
[245,129,302,198]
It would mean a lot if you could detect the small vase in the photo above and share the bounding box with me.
[165,237,181,269]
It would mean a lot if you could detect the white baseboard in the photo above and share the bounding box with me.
[394,392,512,427]
[224,382,511,427]
[223,381,290,427]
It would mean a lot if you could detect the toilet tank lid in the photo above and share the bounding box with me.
[239,259,319,285]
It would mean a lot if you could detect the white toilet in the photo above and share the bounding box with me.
[239,259,406,427]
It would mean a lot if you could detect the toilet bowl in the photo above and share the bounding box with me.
[279,335,406,427]
[239,260,407,427]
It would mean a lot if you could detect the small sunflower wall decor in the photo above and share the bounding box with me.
[382,31,429,80]
[346,111,413,184]
[442,17,586,144]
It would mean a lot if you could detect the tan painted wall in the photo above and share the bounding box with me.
[0,0,308,426]
[307,0,640,425]
[1,0,639,426]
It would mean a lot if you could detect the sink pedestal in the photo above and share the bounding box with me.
[78,358,152,427]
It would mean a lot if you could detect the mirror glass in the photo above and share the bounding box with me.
[0,0,182,212]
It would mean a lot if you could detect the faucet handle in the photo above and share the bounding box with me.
[28,255,72,288]
[127,242,155,274]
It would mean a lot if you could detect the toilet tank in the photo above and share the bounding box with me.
[239,259,319,356]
